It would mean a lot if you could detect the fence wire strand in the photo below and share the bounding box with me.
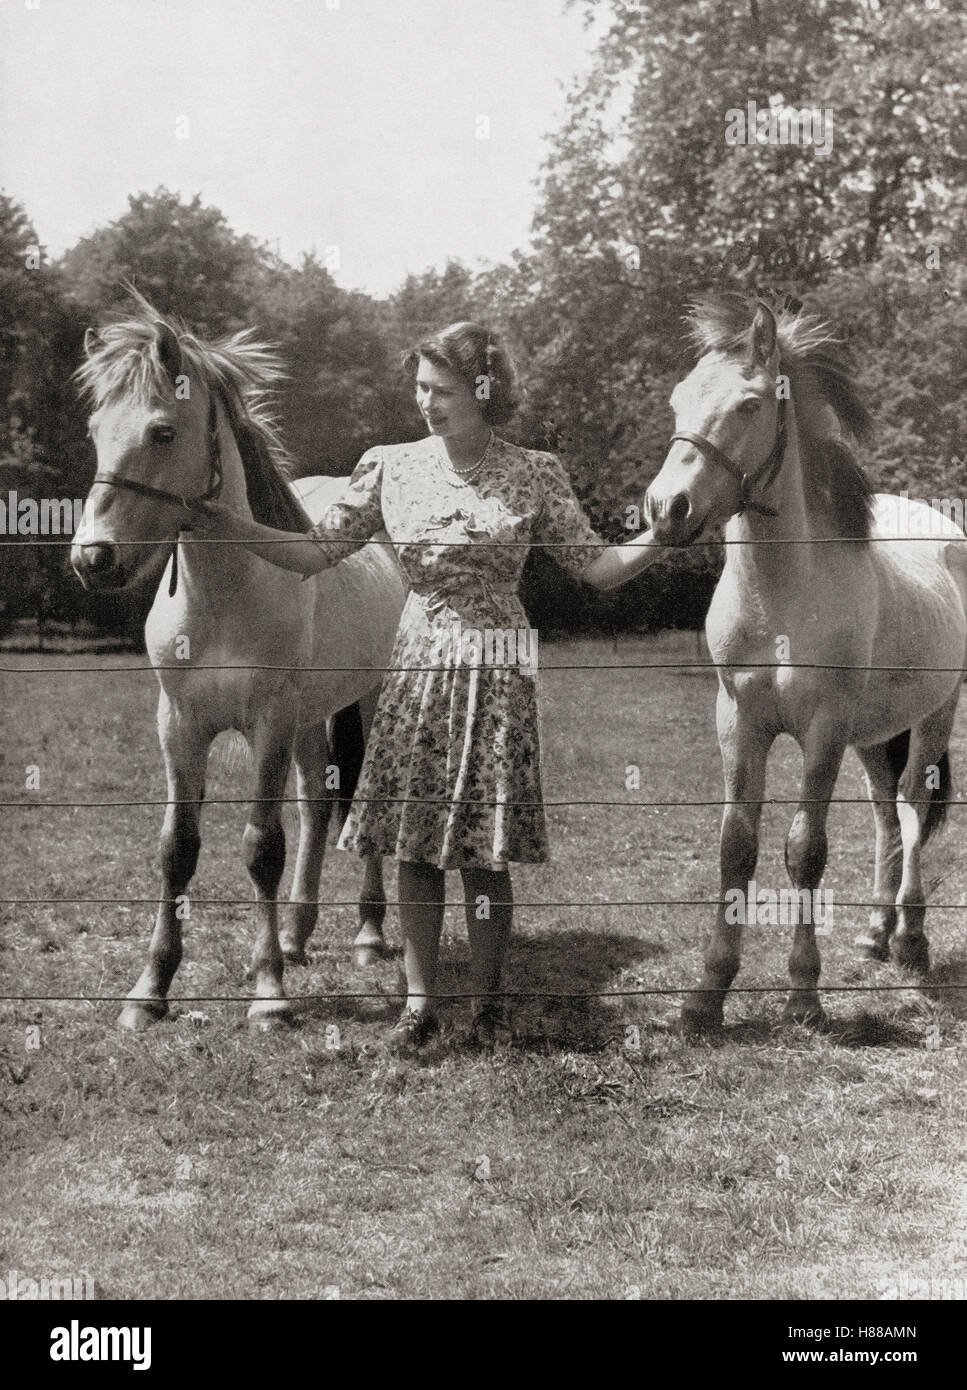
[3,659,967,674]
[1,895,966,911]
[1,984,964,1004]
[4,534,967,548]
[0,794,962,809]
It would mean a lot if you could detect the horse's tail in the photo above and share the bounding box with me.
[328,700,366,831]
[212,729,252,774]
[885,729,951,845]
[924,749,952,843]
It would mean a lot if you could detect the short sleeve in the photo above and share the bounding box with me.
[304,447,385,570]
[532,452,601,581]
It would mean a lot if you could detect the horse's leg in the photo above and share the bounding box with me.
[119,699,210,1031]
[279,723,335,966]
[892,700,956,975]
[681,687,773,1037]
[352,688,387,966]
[854,742,903,961]
[782,719,848,1028]
[244,721,296,1028]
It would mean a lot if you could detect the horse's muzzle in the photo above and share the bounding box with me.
[645,489,703,547]
[71,540,124,590]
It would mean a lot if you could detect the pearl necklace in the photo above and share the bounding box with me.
[440,429,495,484]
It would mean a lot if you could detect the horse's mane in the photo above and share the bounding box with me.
[686,294,875,540]
[74,289,312,533]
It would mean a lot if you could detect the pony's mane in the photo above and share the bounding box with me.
[686,294,875,540]
[75,289,311,533]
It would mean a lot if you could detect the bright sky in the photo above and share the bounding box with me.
[0,0,601,297]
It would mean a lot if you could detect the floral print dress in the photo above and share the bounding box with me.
[306,434,601,870]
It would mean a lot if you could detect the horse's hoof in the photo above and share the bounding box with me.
[891,938,930,976]
[854,933,889,963]
[117,999,168,1031]
[282,946,310,967]
[781,999,828,1031]
[679,1006,723,1041]
[247,998,294,1031]
[352,941,385,969]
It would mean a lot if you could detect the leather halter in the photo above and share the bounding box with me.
[670,397,787,519]
[91,385,223,596]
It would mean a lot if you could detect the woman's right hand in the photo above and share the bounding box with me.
[182,502,332,577]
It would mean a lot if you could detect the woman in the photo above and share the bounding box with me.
[190,322,662,1051]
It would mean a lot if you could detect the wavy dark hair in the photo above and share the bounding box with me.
[402,320,521,426]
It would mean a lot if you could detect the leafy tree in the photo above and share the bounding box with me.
[554,0,967,284]
[0,193,90,636]
[61,187,273,337]
[813,252,967,496]
[497,0,967,630]
[60,192,423,477]
[389,261,480,347]
[251,254,411,475]
[7,1,967,643]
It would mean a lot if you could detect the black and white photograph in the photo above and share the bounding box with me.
[1,0,964,1332]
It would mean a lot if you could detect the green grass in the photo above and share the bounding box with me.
[1,633,965,1299]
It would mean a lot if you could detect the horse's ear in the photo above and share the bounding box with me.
[750,302,778,367]
[83,327,101,358]
[152,320,183,382]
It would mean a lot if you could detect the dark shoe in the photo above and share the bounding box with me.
[469,1004,513,1050]
[384,1007,440,1054]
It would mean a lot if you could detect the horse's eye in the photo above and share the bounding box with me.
[738,398,762,415]
[151,426,176,444]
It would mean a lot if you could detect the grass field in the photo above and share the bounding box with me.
[1,632,965,1300]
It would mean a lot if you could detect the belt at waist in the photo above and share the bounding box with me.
[409,579,521,619]
[410,577,518,599]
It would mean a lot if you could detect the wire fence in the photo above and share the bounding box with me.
[3,530,966,1011]
[2,660,966,674]
[1,984,964,1005]
[0,896,962,910]
[5,534,967,548]
[0,794,962,808]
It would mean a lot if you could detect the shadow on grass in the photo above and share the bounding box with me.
[708,1011,927,1052]
[929,951,967,1021]
[302,926,656,1055]
[495,929,662,1053]
[825,1011,926,1049]
[706,988,936,1050]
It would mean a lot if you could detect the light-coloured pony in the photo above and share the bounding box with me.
[645,296,967,1035]
[71,301,405,1029]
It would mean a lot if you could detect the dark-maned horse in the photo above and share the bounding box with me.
[646,296,967,1034]
[71,298,406,1029]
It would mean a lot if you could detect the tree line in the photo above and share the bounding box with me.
[2,0,965,645]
